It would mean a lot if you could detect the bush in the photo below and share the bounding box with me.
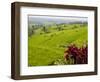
[49,44,88,65]
[49,57,74,65]
[64,44,88,64]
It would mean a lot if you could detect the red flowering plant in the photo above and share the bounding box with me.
[64,44,88,64]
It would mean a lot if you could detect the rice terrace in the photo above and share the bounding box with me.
[28,15,88,66]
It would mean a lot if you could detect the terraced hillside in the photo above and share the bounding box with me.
[28,24,88,66]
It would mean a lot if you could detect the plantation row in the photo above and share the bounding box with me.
[28,23,87,36]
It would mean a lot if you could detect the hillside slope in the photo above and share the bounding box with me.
[28,25,87,66]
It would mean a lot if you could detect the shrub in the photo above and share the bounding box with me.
[64,44,88,64]
[49,57,74,65]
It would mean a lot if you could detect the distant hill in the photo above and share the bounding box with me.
[28,15,88,26]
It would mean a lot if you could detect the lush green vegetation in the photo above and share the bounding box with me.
[28,23,88,66]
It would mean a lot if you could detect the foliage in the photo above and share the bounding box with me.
[49,57,74,65]
[64,44,88,64]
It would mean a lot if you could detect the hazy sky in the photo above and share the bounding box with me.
[28,15,88,25]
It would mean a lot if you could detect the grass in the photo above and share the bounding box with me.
[28,24,88,66]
